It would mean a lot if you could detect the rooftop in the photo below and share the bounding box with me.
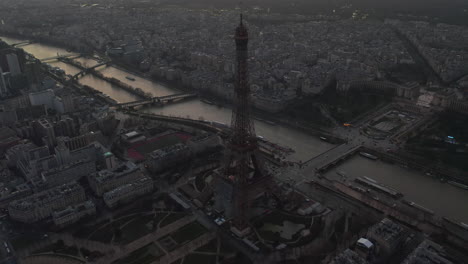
[368,218,405,243]
[103,177,152,200]
[53,200,95,219]
[93,162,139,183]
[331,249,368,264]
[9,182,83,211]
[149,143,189,159]
[402,240,453,264]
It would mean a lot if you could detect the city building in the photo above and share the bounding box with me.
[17,141,102,180]
[53,116,76,137]
[402,240,453,264]
[33,118,56,149]
[104,151,118,170]
[29,88,73,114]
[0,183,32,209]
[52,200,96,228]
[366,218,407,257]
[330,249,368,264]
[103,177,153,208]
[56,131,101,151]
[146,143,192,173]
[6,53,21,76]
[24,60,43,90]
[0,67,8,97]
[88,161,142,196]
[187,133,222,154]
[29,89,55,109]
[0,126,20,156]
[8,182,86,223]
[121,131,146,145]
[17,145,55,179]
[297,200,324,216]
[41,158,96,187]
[5,141,36,167]
[0,105,18,125]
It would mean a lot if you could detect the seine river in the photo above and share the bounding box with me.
[2,36,468,223]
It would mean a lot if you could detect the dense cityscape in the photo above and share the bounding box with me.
[0,0,467,263]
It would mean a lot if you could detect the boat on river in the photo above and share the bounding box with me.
[265,120,277,126]
[201,99,215,105]
[359,152,378,160]
[336,170,347,177]
[126,76,136,81]
[448,181,468,190]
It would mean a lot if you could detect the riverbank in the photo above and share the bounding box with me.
[43,66,117,106]
[0,31,91,53]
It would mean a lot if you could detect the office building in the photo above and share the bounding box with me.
[6,53,21,76]
[367,218,407,257]
[56,131,101,151]
[33,118,56,149]
[0,67,8,97]
[8,182,86,223]
[42,159,96,187]
[103,177,153,208]
[52,200,96,228]
[146,143,192,173]
[24,60,43,90]
[402,240,453,264]
[88,162,142,196]
[330,249,368,264]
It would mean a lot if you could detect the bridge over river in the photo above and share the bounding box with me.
[117,93,198,108]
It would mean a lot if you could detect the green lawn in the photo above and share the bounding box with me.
[170,259,182,264]
[88,224,114,243]
[32,242,79,256]
[115,215,154,244]
[11,234,42,251]
[254,211,315,244]
[194,239,217,252]
[159,213,187,228]
[30,254,85,263]
[257,211,312,226]
[112,243,164,264]
[183,253,217,264]
[171,221,207,244]
[157,221,207,252]
[74,219,111,239]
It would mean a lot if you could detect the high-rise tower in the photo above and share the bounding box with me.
[215,15,272,237]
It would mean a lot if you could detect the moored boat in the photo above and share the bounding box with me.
[448,181,468,190]
[359,152,378,160]
[201,99,214,105]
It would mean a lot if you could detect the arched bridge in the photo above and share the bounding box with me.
[40,54,81,63]
[117,93,198,109]
[71,61,111,80]
[124,110,229,137]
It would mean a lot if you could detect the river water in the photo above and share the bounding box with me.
[0,36,333,161]
[2,35,468,222]
[325,156,468,222]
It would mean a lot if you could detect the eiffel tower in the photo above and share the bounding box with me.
[214,15,273,237]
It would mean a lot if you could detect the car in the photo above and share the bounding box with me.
[214,217,226,226]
